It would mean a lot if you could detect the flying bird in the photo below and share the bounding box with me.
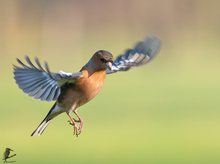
[13,36,161,136]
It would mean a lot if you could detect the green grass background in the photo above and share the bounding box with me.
[1,1,220,163]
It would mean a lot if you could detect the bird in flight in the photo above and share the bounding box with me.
[13,36,161,137]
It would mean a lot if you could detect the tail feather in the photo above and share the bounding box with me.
[31,119,50,136]
[31,103,62,136]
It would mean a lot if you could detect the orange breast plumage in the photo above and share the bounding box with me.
[75,69,106,106]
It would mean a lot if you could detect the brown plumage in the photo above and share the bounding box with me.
[13,36,161,136]
[31,50,113,136]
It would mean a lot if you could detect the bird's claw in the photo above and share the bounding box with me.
[68,120,81,137]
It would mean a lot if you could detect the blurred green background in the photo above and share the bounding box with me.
[1,0,220,163]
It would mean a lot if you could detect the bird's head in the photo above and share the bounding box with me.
[91,50,113,70]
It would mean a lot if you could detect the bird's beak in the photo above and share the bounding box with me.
[106,62,112,70]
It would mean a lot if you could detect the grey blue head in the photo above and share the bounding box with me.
[91,50,113,70]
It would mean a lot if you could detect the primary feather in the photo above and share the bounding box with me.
[107,36,161,74]
[13,56,82,101]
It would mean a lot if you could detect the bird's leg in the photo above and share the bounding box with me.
[67,112,79,136]
[73,110,84,134]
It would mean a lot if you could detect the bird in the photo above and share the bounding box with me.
[2,148,16,163]
[13,36,161,137]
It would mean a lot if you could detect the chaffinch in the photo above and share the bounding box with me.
[13,36,161,136]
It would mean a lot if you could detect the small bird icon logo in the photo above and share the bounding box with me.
[13,36,161,136]
[2,148,16,163]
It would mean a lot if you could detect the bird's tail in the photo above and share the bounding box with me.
[31,103,62,136]
[31,118,51,136]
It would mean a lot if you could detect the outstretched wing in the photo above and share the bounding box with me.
[107,36,161,74]
[13,56,82,101]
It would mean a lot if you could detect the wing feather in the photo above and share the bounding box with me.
[13,56,82,101]
[107,36,161,74]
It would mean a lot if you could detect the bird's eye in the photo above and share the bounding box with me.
[100,58,107,63]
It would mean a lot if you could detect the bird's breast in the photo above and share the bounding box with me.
[75,70,106,106]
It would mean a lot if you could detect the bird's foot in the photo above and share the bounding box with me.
[78,119,83,133]
[74,119,83,135]
[68,120,81,137]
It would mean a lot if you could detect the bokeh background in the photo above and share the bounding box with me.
[1,0,220,163]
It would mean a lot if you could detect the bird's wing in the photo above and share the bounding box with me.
[13,56,83,101]
[106,36,161,74]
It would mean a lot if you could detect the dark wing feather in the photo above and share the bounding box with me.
[13,56,82,101]
[107,36,161,74]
